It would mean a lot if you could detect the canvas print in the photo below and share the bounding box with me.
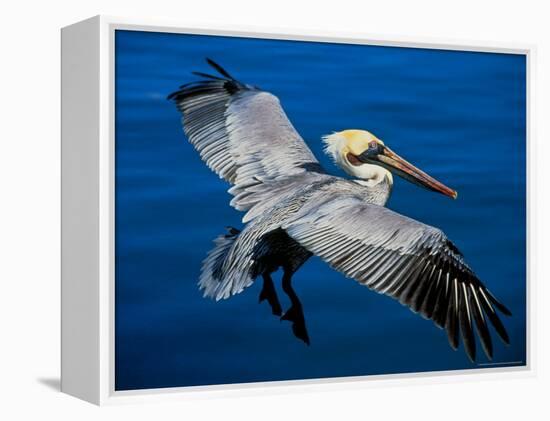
[114,30,526,391]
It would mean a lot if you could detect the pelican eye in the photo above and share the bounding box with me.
[365,140,383,157]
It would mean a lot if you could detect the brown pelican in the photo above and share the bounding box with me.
[168,59,511,361]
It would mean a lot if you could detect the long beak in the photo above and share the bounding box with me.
[369,146,458,199]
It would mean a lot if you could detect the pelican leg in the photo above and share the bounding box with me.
[259,273,282,316]
[281,270,310,345]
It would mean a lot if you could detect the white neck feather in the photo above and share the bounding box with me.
[348,164,392,187]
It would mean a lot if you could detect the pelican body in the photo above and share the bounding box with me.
[169,59,511,361]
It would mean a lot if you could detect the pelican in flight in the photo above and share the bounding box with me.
[169,59,511,361]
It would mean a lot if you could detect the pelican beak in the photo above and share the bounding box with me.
[360,146,458,199]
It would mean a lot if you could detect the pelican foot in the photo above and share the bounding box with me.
[281,304,310,345]
[259,275,282,316]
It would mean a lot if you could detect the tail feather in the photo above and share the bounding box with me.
[199,227,254,300]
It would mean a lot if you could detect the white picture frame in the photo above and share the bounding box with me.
[61,15,534,405]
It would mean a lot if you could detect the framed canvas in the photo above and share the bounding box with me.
[61,15,533,405]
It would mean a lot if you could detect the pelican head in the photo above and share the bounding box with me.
[323,129,457,199]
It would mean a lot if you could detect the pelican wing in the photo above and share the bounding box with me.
[283,194,511,361]
[168,59,323,211]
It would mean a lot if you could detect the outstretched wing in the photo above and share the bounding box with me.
[168,59,323,211]
[283,193,511,361]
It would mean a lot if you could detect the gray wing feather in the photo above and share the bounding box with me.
[283,192,511,361]
[169,64,322,211]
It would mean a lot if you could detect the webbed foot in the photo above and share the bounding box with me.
[259,273,282,316]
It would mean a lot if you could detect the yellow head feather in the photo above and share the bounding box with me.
[331,129,384,156]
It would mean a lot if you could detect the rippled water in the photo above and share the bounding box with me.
[114,30,526,391]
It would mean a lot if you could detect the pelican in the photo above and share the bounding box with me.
[168,59,511,361]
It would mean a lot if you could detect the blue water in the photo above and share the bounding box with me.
[114,30,526,391]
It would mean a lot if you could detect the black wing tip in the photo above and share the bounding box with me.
[166,90,180,101]
[441,279,511,362]
[191,71,225,81]
[482,287,512,317]
[491,296,513,317]
[205,57,236,80]
[167,58,253,102]
[500,306,512,317]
